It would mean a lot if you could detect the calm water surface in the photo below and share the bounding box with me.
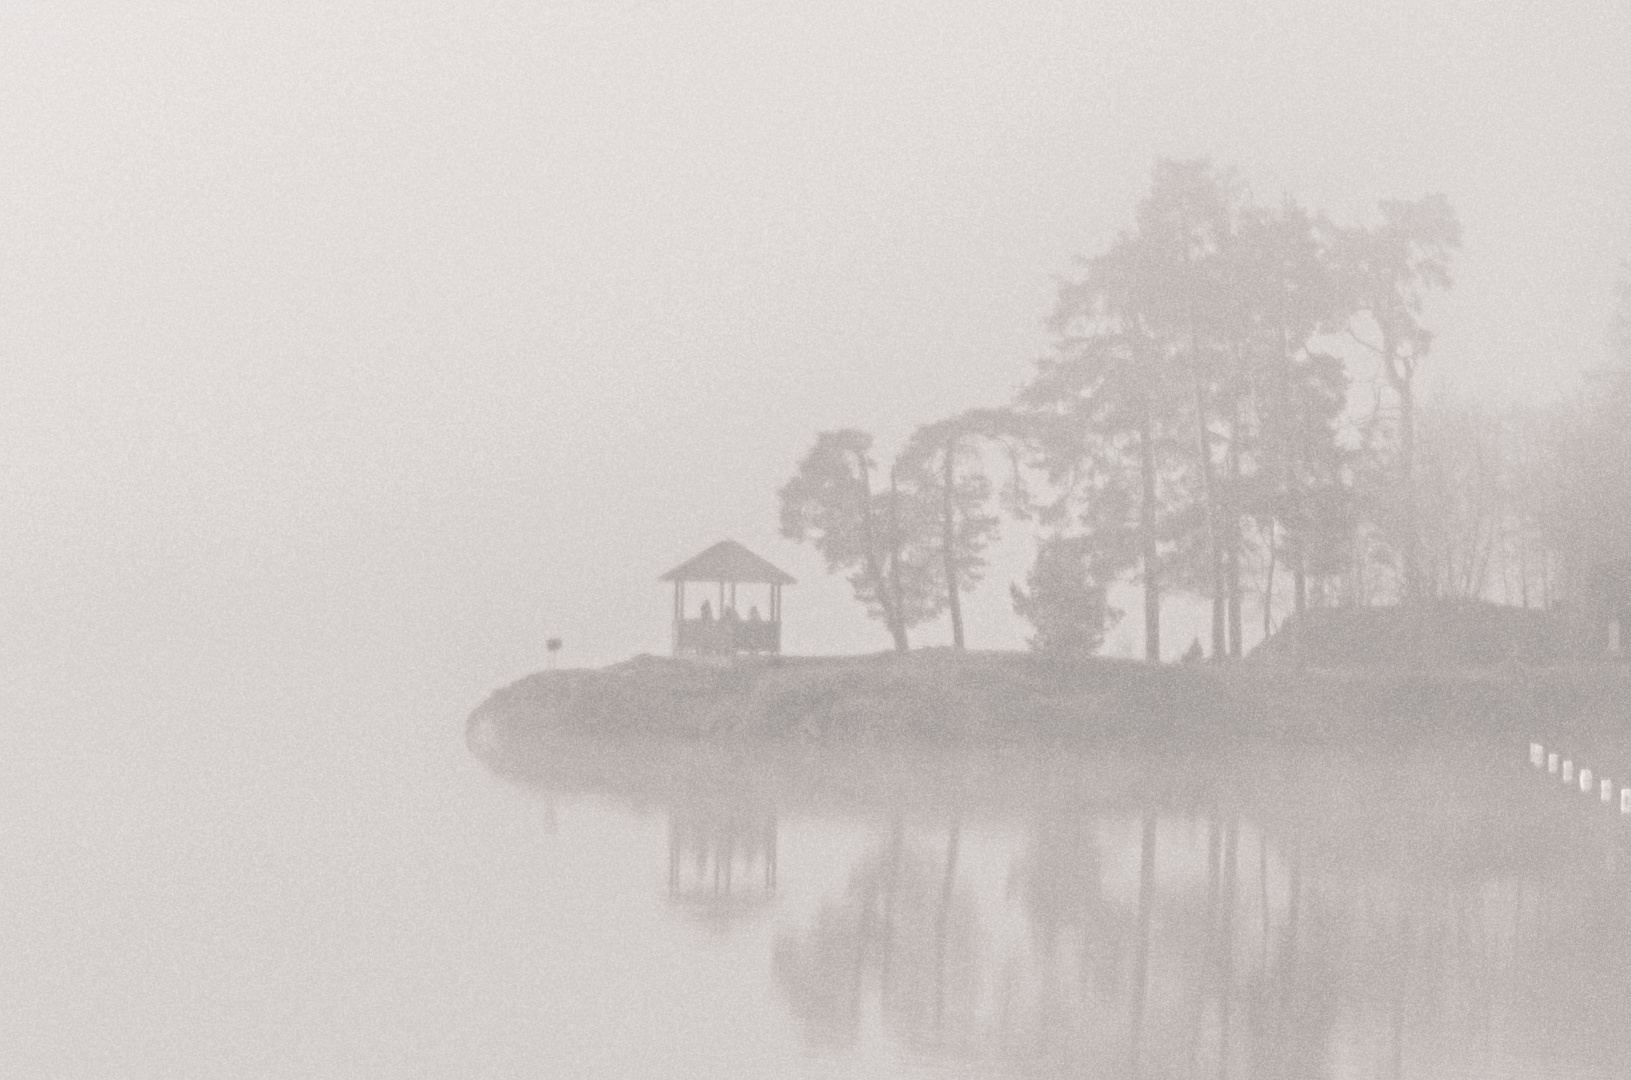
[6,688,1629,1078]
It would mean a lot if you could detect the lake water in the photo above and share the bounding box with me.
[7,683,1630,1078]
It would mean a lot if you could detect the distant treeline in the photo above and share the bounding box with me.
[779,159,1631,660]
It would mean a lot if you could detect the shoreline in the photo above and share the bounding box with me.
[466,649,1631,768]
[464,655,1631,879]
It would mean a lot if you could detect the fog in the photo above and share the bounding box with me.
[4,2,1628,686]
[4,3,1630,1074]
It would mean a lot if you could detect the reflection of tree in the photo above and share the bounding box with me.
[1505,850,1631,1071]
[773,819,981,1051]
[1013,809,1109,963]
[932,820,961,1033]
[1246,837,1337,1080]
[765,770,1631,1077]
[1130,808,1156,1078]
[1004,805,1121,1069]
[996,805,1350,1080]
[522,732,1631,1074]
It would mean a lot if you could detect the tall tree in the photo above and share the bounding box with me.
[1413,395,1507,600]
[1129,160,1238,660]
[897,409,1013,650]
[1225,196,1349,632]
[1335,194,1461,604]
[1026,163,1416,653]
[1009,535,1119,657]
[1212,218,1261,658]
[1021,236,1182,662]
[778,429,942,651]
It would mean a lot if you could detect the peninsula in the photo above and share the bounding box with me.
[467,640,1631,771]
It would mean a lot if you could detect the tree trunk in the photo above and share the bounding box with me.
[1279,320,1303,622]
[1226,417,1243,659]
[1263,520,1277,639]
[1399,374,1420,604]
[1227,551,1242,658]
[887,470,910,651]
[1140,410,1161,663]
[887,617,909,652]
[941,440,964,650]
[1193,369,1225,662]
[1383,325,1421,605]
[853,451,909,652]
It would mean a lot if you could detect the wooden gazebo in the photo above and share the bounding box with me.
[661,539,795,656]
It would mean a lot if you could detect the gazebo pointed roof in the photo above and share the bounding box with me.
[660,540,796,585]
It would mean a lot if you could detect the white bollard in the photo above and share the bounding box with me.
[1550,753,1560,774]
[1532,742,1546,767]
[1621,788,1631,815]
[1581,768,1593,793]
[1563,760,1574,784]
[1603,778,1614,803]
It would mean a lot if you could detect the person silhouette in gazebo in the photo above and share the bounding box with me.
[699,599,712,622]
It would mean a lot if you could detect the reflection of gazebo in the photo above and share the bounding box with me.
[666,806,778,926]
[661,540,795,657]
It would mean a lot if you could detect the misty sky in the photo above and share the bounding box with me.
[3,1,1629,698]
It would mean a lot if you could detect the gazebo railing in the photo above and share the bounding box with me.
[675,617,779,655]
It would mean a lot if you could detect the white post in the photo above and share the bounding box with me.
[1531,743,1545,768]
[1549,753,1559,774]
[1580,768,1592,793]
[1602,778,1613,803]
[1621,788,1630,815]
[1563,760,1574,784]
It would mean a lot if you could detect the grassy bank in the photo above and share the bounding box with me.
[467,649,1631,764]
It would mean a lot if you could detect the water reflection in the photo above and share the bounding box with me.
[773,817,983,1054]
[477,727,1631,1078]
[667,801,777,925]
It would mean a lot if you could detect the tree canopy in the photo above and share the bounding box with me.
[778,429,942,651]
[769,160,1631,662]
